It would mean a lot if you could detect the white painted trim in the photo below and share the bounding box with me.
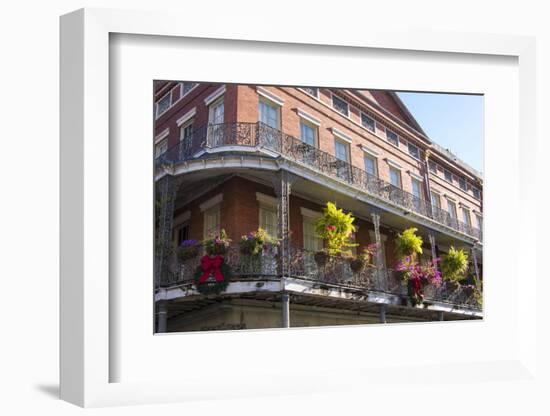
[408,171,424,181]
[155,89,172,119]
[445,194,457,202]
[331,127,352,143]
[256,86,285,106]
[173,210,191,227]
[199,193,223,212]
[179,82,199,99]
[204,85,226,106]
[361,144,379,158]
[256,192,277,207]
[459,202,471,209]
[297,109,321,126]
[385,158,402,169]
[176,107,196,127]
[300,207,322,219]
[154,128,170,144]
[330,91,350,118]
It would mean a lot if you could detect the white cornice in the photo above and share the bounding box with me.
[257,86,285,106]
[300,207,322,219]
[204,85,226,106]
[408,171,424,181]
[385,158,402,170]
[154,128,170,144]
[199,193,223,212]
[256,192,277,207]
[296,109,321,126]
[361,144,379,158]
[331,127,352,143]
[176,107,196,127]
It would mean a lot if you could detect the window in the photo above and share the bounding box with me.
[475,214,483,230]
[259,99,280,129]
[155,139,168,158]
[444,169,453,183]
[389,167,401,188]
[472,187,481,199]
[259,207,277,238]
[461,207,471,226]
[386,129,399,146]
[175,223,190,246]
[428,161,437,174]
[300,120,317,147]
[364,154,377,177]
[209,97,225,125]
[334,139,350,162]
[411,178,422,199]
[332,94,349,116]
[459,177,467,191]
[303,218,323,252]
[431,192,441,209]
[302,87,319,98]
[155,93,171,118]
[203,206,220,239]
[181,82,197,96]
[180,120,194,153]
[361,113,375,132]
[408,143,420,159]
[447,199,458,220]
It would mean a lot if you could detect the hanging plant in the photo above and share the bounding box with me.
[314,250,329,267]
[177,239,201,261]
[348,245,376,273]
[314,202,357,257]
[239,228,279,256]
[395,227,423,259]
[440,246,469,282]
[203,229,231,256]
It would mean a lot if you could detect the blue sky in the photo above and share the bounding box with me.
[397,92,484,172]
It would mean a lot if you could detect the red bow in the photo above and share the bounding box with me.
[410,275,422,296]
[198,255,225,283]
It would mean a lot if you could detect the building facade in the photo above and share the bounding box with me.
[154,82,483,332]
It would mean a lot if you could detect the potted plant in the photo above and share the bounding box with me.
[395,227,423,260]
[348,249,370,273]
[441,246,468,291]
[177,239,200,261]
[314,250,329,267]
[203,229,231,256]
[239,228,278,256]
[314,202,357,258]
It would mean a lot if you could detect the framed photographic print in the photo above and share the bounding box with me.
[60,7,538,408]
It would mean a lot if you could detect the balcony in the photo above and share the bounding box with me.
[157,122,482,241]
[159,245,481,312]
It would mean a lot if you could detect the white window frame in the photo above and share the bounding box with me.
[364,153,378,177]
[208,96,225,125]
[360,112,376,132]
[154,139,168,158]
[461,205,472,226]
[431,191,441,209]
[447,198,458,219]
[386,128,400,147]
[155,91,172,118]
[299,118,318,147]
[411,177,423,199]
[256,192,278,238]
[203,205,221,239]
[301,86,319,98]
[334,137,351,162]
[301,207,323,252]
[180,82,198,98]
[408,142,420,159]
[259,97,281,129]
[389,166,402,189]
[444,169,453,183]
[331,93,349,117]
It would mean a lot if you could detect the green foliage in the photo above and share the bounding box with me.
[314,202,357,256]
[239,228,279,256]
[395,227,423,258]
[441,246,469,282]
[203,229,232,255]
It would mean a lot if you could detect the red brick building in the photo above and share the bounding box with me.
[154,82,483,332]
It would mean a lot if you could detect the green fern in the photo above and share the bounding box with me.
[395,227,423,258]
[314,202,357,256]
[441,246,469,282]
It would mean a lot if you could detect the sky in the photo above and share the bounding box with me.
[396,92,484,173]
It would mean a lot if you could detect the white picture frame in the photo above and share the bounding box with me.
[60,8,538,408]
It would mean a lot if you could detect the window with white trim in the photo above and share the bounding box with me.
[472,187,481,199]
[303,217,323,252]
[386,129,399,146]
[180,119,194,152]
[334,139,350,162]
[447,199,458,220]
[259,98,280,129]
[302,87,319,98]
[181,82,197,96]
[461,207,472,226]
[155,93,171,118]
[360,113,375,132]
[300,119,317,147]
[332,94,349,116]
[431,192,441,209]
[411,178,422,199]
[364,154,377,177]
[408,143,420,159]
[203,206,221,239]
[259,207,277,239]
[428,161,437,174]
[155,139,168,158]
[389,167,401,188]
[459,177,467,191]
[208,97,225,125]
[444,169,453,183]
[475,214,482,230]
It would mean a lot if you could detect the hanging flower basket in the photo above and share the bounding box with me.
[203,229,231,256]
[314,250,329,267]
[461,284,476,297]
[177,240,200,261]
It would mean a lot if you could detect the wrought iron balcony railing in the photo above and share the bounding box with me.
[157,122,482,240]
[159,245,481,311]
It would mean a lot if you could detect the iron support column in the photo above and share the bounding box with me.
[155,175,177,289]
[157,301,168,333]
[379,304,387,324]
[281,293,290,328]
[471,245,481,288]
[371,211,385,291]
